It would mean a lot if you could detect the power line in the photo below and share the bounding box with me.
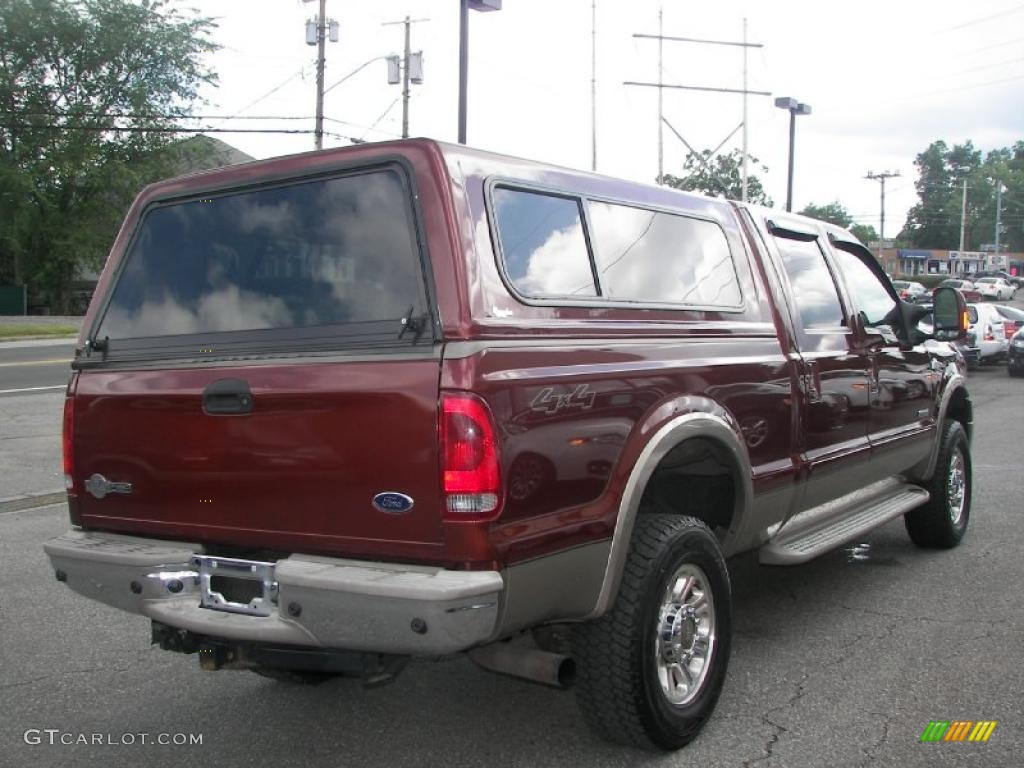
[945,56,1024,77]
[210,65,312,127]
[941,6,1024,32]
[960,36,1024,57]
[322,115,402,138]
[917,73,1024,96]
[358,97,401,142]
[1,123,359,140]
[2,111,315,121]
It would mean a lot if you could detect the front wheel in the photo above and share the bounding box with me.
[905,420,971,548]
[572,515,731,751]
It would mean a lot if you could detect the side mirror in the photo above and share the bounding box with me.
[932,286,968,341]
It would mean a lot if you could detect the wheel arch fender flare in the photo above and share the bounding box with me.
[908,372,972,483]
[583,410,753,620]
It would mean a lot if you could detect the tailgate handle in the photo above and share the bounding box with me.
[202,378,254,415]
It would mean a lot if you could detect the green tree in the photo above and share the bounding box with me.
[799,201,853,227]
[849,223,879,245]
[898,140,1022,251]
[663,148,773,206]
[0,0,218,312]
[975,142,1024,253]
[798,201,878,245]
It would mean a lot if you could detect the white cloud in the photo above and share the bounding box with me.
[171,0,1023,242]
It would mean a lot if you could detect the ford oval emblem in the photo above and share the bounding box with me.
[372,492,415,515]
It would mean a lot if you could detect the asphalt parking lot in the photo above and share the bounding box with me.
[2,339,1022,767]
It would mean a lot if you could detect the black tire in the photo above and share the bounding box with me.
[905,420,971,548]
[1009,366,1024,378]
[572,515,731,751]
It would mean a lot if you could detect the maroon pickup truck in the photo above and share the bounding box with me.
[46,139,973,751]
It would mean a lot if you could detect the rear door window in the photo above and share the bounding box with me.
[95,167,428,352]
[773,237,845,328]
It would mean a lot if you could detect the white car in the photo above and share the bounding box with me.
[973,277,1015,301]
[891,280,929,302]
[967,303,1010,363]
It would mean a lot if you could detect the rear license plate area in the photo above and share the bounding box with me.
[194,555,277,617]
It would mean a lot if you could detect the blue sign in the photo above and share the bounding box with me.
[897,249,931,260]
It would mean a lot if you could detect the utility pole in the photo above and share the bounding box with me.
[591,0,597,172]
[384,17,428,138]
[865,171,900,260]
[741,18,748,202]
[304,0,338,151]
[314,0,327,150]
[657,6,664,183]
[995,181,1003,256]
[628,25,767,189]
[959,178,968,252]
[402,16,412,139]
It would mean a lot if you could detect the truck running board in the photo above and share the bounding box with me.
[759,479,930,566]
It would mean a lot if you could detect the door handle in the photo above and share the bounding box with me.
[802,361,820,401]
[202,378,254,415]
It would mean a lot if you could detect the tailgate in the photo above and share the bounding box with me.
[74,359,443,557]
[70,160,446,560]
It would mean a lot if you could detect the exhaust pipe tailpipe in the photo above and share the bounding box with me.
[468,643,576,689]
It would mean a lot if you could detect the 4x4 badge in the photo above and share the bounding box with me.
[84,473,133,500]
[530,384,596,415]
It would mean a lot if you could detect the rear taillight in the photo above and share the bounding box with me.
[984,326,995,341]
[62,396,75,494]
[440,392,502,520]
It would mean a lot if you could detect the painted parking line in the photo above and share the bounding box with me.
[0,385,66,395]
[0,491,66,515]
[0,359,70,367]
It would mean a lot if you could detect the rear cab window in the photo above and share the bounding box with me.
[89,165,431,361]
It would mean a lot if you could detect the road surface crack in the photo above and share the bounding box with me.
[743,673,808,767]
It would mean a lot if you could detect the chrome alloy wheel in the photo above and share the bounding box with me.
[947,448,967,526]
[654,564,716,707]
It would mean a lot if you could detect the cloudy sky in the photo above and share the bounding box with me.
[181,0,1024,240]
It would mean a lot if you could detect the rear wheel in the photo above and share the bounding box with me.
[905,421,971,548]
[572,515,731,751]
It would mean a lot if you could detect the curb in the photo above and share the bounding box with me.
[0,491,66,514]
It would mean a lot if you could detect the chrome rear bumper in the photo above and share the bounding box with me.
[44,530,503,655]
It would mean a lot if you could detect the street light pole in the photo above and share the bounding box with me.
[785,109,795,211]
[458,0,501,145]
[774,96,811,212]
[458,0,469,144]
